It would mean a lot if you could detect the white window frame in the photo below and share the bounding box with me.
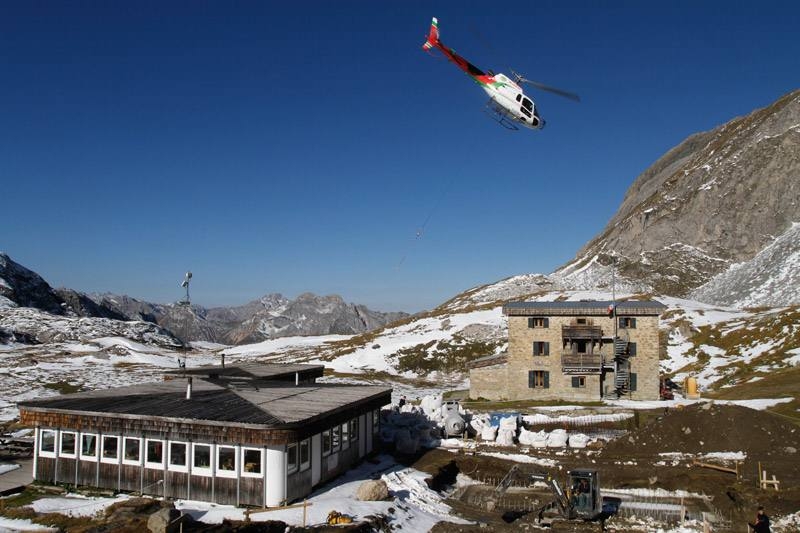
[59,431,78,458]
[341,423,350,450]
[332,425,341,452]
[145,439,165,470]
[299,439,311,472]
[241,447,263,478]
[122,437,142,466]
[79,433,98,461]
[349,418,358,441]
[100,435,120,464]
[216,445,237,479]
[287,443,299,474]
[168,441,189,473]
[39,429,57,458]
[191,443,213,477]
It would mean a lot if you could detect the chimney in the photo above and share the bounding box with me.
[186,377,193,400]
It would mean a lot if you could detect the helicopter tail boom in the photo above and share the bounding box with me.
[422,17,440,51]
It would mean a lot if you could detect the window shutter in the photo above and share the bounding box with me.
[543,318,549,328]
[572,376,579,388]
[629,342,637,356]
[528,371,535,388]
[544,371,550,389]
[528,317,534,328]
[532,342,537,356]
[631,318,637,329]
[544,342,550,356]
[630,372,637,392]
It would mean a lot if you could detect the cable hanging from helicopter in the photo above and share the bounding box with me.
[422,17,579,131]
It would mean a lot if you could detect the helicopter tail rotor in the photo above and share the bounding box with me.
[510,69,580,102]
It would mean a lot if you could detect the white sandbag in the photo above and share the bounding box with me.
[530,431,548,448]
[481,425,498,442]
[498,416,518,431]
[439,438,462,449]
[496,428,515,447]
[518,427,542,446]
[568,433,589,449]
[470,418,486,432]
[546,429,568,448]
[420,394,443,418]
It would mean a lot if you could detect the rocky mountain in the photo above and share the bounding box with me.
[561,89,800,300]
[1,253,407,345]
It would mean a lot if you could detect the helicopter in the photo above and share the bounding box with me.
[422,17,579,130]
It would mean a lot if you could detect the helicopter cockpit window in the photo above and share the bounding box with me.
[521,107,532,118]
[516,94,521,102]
[522,98,533,112]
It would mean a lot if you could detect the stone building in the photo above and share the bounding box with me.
[470,300,666,401]
[18,363,390,507]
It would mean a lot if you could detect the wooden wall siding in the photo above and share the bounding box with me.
[213,477,238,506]
[119,465,140,492]
[142,468,165,498]
[287,468,313,503]
[165,471,188,500]
[56,458,78,486]
[318,445,360,487]
[98,464,119,491]
[78,461,97,487]
[37,457,55,484]
[239,478,264,507]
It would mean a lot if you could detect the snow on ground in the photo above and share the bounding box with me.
[175,454,469,530]
[30,493,130,517]
[605,397,793,410]
[0,464,20,475]
[221,334,351,358]
[310,308,505,376]
[478,452,558,468]
[0,516,57,532]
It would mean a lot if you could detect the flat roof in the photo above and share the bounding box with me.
[503,300,666,316]
[164,362,325,379]
[18,379,391,428]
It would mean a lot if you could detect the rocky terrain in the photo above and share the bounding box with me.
[0,252,407,345]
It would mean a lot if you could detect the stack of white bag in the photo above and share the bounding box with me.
[518,427,548,448]
[419,394,444,421]
[568,433,589,448]
[496,416,517,446]
[470,413,490,434]
[481,424,498,442]
[546,429,568,448]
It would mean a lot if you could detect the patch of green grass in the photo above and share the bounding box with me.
[0,487,42,509]
[395,338,504,375]
[42,381,84,394]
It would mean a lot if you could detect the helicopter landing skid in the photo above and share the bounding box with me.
[484,100,519,130]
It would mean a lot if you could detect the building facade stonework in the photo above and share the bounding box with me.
[470,301,665,401]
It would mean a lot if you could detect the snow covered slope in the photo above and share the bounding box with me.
[690,222,800,307]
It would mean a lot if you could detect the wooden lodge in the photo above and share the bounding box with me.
[18,362,391,507]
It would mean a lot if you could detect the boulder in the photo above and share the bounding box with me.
[356,479,390,501]
[147,507,191,533]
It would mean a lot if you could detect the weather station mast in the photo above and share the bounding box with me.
[178,271,192,306]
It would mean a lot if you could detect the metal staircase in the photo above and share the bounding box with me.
[613,335,630,397]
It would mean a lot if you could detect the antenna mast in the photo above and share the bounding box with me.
[179,271,192,306]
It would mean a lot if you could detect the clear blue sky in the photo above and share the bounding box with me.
[1,1,798,312]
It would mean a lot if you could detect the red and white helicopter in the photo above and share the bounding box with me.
[422,17,579,130]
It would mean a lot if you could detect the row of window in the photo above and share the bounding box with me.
[527,317,637,329]
[38,431,263,478]
[531,341,637,357]
[527,372,638,390]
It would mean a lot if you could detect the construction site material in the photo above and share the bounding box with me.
[326,510,353,525]
[758,462,781,491]
[691,459,741,478]
[684,377,700,399]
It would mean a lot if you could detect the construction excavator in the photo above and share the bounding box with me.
[486,465,618,525]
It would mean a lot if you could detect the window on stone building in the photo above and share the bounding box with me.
[571,376,586,388]
[528,370,549,388]
[629,373,638,392]
[532,341,550,356]
[628,342,637,356]
[528,317,548,328]
[619,317,637,329]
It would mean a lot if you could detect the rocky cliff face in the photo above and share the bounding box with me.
[562,89,800,298]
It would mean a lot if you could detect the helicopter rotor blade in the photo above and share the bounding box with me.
[521,79,580,102]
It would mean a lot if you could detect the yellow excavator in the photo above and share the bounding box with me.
[326,510,354,525]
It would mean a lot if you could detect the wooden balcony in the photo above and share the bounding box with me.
[561,353,612,373]
[562,325,603,339]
